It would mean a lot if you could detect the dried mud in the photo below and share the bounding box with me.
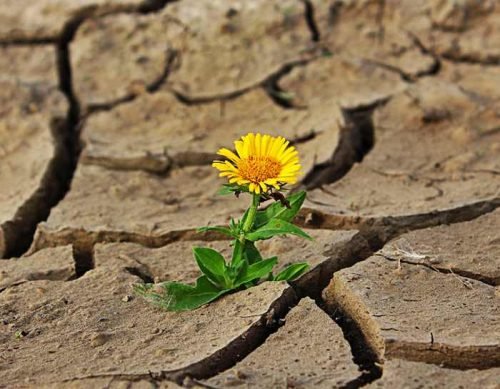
[0,0,499,387]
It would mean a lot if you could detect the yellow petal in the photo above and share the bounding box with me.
[245,133,256,155]
[255,133,262,156]
[212,161,228,171]
[217,148,241,163]
[269,136,284,157]
[261,134,271,156]
[276,140,290,159]
[234,140,247,159]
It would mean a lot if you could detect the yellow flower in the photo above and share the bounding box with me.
[212,133,302,194]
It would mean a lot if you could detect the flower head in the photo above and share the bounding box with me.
[212,133,301,194]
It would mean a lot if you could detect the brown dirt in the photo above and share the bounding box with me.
[366,359,500,389]
[0,45,68,258]
[324,254,499,368]
[205,298,361,388]
[0,0,499,387]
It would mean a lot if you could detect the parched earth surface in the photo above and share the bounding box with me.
[0,0,499,388]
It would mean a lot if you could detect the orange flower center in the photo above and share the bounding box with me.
[238,156,282,183]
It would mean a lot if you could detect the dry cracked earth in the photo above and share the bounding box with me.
[0,0,499,388]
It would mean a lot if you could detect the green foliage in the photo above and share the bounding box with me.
[246,218,312,241]
[134,276,227,312]
[193,247,229,288]
[274,263,310,281]
[196,226,236,238]
[234,257,277,286]
[254,191,306,228]
[135,190,311,311]
[217,183,250,196]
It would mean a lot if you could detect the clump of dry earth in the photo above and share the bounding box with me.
[0,0,499,388]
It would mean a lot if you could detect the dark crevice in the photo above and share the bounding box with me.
[0,38,55,45]
[291,232,377,300]
[407,31,497,67]
[290,128,319,146]
[301,98,388,190]
[7,0,181,257]
[363,55,440,83]
[262,58,313,109]
[85,48,179,115]
[440,52,500,66]
[407,32,442,78]
[301,0,320,42]
[297,193,500,238]
[362,32,441,83]
[56,0,179,117]
[363,58,417,82]
[286,231,389,388]
[124,266,154,284]
[0,0,175,44]
[319,301,383,389]
[169,57,316,109]
[137,0,179,14]
[1,116,78,258]
[30,227,233,256]
[170,86,251,106]
[72,242,95,278]
[290,202,500,378]
[168,289,298,384]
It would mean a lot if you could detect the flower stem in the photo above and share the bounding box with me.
[231,193,260,271]
[242,193,260,235]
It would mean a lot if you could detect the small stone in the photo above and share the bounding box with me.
[89,333,111,348]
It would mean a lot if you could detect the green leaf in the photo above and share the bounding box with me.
[134,276,228,311]
[217,183,250,196]
[274,263,310,281]
[235,257,278,287]
[254,191,306,228]
[230,239,244,270]
[245,219,312,241]
[197,226,236,238]
[242,240,263,265]
[217,185,236,196]
[193,247,229,288]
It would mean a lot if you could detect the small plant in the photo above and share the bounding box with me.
[134,133,311,311]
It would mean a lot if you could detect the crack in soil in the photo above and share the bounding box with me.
[375,253,498,287]
[0,0,183,258]
[385,340,500,370]
[301,98,388,190]
[72,242,95,278]
[168,56,319,109]
[29,226,232,259]
[440,52,500,67]
[357,31,441,83]
[124,265,154,284]
[282,231,388,388]
[0,0,179,44]
[52,287,300,385]
[300,0,320,42]
[1,117,76,258]
[85,48,179,115]
[318,300,382,389]
[298,196,500,235]
[407,32,499,68]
